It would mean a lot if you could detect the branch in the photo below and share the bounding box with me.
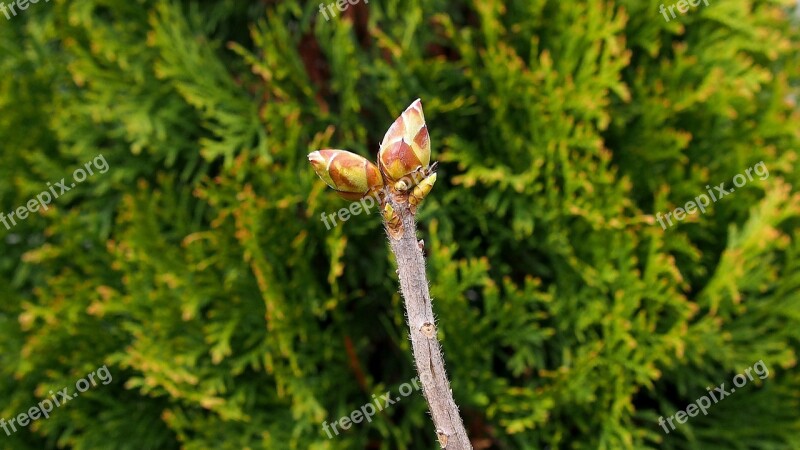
[308,98,468,447]
[385,195,471,449]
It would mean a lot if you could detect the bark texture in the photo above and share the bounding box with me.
[385,198,471,449]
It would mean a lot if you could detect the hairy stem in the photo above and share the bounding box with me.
[385,197,471,449]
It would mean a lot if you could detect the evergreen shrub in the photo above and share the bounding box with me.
[0,0,799,448]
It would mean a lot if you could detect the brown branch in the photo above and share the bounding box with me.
[384,195,471,449]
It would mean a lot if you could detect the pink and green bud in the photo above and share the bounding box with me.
[378,99,431,189]
[308,149,384,201]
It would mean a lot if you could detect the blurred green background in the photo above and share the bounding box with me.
[1,0,800,449]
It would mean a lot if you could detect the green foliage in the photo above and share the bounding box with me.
[1,0,799,449]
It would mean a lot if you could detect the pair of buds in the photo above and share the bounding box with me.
[308,99,438,229]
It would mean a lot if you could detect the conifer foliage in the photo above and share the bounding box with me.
[1,1,799,449]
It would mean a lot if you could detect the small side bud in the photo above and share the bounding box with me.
[419,322,436,338]
[409,172,437,209]
[436,429,449,448]
[395,178,411,191]
[383,203,403,239]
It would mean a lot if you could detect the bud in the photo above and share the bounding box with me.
[378,99,431,190]
[308,149,384,201]
[383,203,403,238]
[409,172,437,208]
